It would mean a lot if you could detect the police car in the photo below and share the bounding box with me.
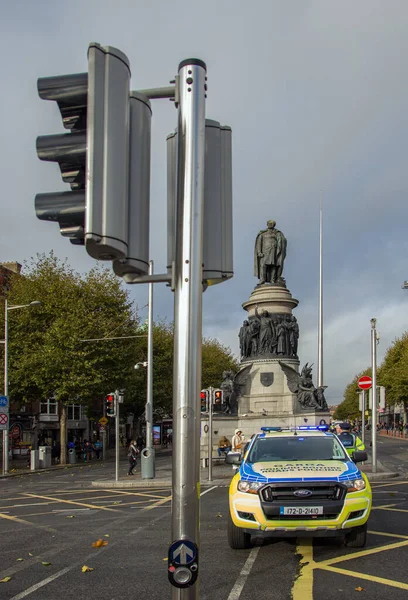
[226,426,372,549]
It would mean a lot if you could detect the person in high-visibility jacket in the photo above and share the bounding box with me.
[335,422,365,457]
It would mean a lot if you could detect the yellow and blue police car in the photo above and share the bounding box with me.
[226,425,372,549]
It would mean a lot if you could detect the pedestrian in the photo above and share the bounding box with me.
[127,439,139,475]
[94,439,102,460]
[231,429,245,453]
[217,436,231,457]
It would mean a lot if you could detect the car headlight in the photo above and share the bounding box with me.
[237,480,263,494]
[344,478,366,492]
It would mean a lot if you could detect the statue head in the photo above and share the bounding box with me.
[262,310,269,317]
[243,320,249,326]
[267,220,276,229]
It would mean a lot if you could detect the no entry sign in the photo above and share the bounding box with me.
[358,376,372,390]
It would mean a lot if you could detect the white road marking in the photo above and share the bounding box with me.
[52,508,92,513]
[227,547,260,599]
[9,567,72,600]
[200,486,218,496]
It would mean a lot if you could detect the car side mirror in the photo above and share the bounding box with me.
[352,450,367,463]
[225,452,242,465]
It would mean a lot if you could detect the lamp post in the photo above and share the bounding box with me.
[3,300,41,475]
[370,317,378,473]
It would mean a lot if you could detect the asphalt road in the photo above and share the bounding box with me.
[1,457,408,600]
[376,434,408,474]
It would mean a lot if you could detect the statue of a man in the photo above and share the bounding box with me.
[254,220,287,284]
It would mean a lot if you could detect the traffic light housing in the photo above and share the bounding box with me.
[213,389,223,412]
[35,42,151,276]
[106,393,116,417]
[200,390,209,413]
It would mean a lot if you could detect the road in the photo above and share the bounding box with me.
[1,451,408,599]
[376,434,408,475]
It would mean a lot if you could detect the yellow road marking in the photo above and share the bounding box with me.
[104,489,170,499]
[0,512,57,532]
[317,538,408,568]
[372,503,397,510]
[369,530,408,540]
[372,481,408,488]
[319,565,408,591]
[375,506,408,514]
[142,495,172,511]
[292,539,314,600]
[23,493,120,512]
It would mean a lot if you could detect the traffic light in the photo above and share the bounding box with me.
[213,389,223,412]
[200,390,209,413]
[35,43,151,276]
[106,393,116,417]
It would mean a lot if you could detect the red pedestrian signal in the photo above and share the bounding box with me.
[106,393,116,417]
[213,389,223,412]
[200,390,209,413]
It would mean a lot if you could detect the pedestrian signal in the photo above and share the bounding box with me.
[200,390,209,413]
[106,393,116,417]
[213,389,223,412]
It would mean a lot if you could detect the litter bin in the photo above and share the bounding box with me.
[68,447,77,464]
[39,446,52,469]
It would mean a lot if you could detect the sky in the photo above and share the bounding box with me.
[1,0,408,405]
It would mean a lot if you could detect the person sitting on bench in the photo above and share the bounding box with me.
[218,436,232,456]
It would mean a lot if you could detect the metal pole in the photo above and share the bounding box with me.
[361,390,365,446]
[171,58,206,599]
[3,299,9,475]
[318,199,323,387]
[371,319,377,473]
[115,393,119,482]
[102,399,107,461]
[142,260,155,479]
[208,388,213,482]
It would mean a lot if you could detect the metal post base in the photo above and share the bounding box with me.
[141,447,155,479]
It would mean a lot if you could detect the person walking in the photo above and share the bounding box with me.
[127,439,139,475]
[231,429,244,453]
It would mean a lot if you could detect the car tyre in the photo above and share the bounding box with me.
[345,523,367,548]
[227,512,252,549]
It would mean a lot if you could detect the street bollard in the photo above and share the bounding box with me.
[141,447,155,479]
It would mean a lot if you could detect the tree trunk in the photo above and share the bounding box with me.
[60,404,67,465]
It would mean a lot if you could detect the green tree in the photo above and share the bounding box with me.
[3,253,140,463]
[334,369,370,421]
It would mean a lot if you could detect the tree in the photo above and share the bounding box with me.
[4,253,140,463]
[334,369,370,421]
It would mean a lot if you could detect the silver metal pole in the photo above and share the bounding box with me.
[371,319,377,473]
[102,399,107,461]
[3,299,9,475]
[171,58,206,600]
[208,387,213,482]
[318,199,323,387]
[361,390,365,446]
[115,393,119,482]
[142,260,155,479]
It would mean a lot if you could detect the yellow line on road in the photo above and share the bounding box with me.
[292,539,314,600]
[0,512,57,532]
[375,506,408,514]
[372,503,397,510]
[104,489,170,499]
[319,565,408,591]
[142,495,172,511]
[316,538,408,568]
[369,530,408,540]
[23,493,120,512]
[372,481,408,488]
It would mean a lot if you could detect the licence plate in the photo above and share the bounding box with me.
[280,506,323,516]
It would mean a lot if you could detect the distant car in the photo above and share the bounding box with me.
[226,426,371,549]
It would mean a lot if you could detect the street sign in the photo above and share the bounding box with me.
[0,396,8,407]
[100,426,105,432]
[0,413,9,430]
[170,540,196,565]
[168,539,198,588]
[358,376,372,390]
[99,416,108,426]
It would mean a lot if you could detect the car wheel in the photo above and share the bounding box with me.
[345,523,367,548]
[227,512,252,549]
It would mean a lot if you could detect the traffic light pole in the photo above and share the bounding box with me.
[361,390,365,446]
[115,393,120,482]
[142,260,155,479]
[171,59,206,599]
[371,319,377,473]
[208,387,213,482]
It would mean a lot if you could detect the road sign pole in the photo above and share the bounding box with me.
[171,59,206,599]
[208,387,213,482]
[361,390,365,446]
[115,392,120,482]
[102,400,107,462]
[142,260,155,479]
[3,299,9,475]
[371,319,378,473]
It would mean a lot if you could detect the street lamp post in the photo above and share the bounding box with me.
[370,317,378,473]
[3,300,41,475]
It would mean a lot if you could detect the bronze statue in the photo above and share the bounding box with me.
[254,220,287,284]
[279,361,328,412]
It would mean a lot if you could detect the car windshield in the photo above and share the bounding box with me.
[247,435,348,463]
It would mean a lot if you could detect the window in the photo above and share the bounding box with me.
[40,398,58,415]
[67,404,82,421]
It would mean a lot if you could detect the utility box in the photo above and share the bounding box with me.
[39,446,52,469]
[30,450,39,471]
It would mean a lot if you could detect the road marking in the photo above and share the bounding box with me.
[372,481,408,488]
[319,565,408,591]
[369,530,408,540]
[22,493,120,512]
[0,512,57,532]
[142,495,172,510]
[201,486,218,496]
[372,503,397,510]
[227,547,260,600]
[375,506,408,514]
[104,489,170,499]
[9,567,72,600]
[292,539,314,600]
[317,538,408,568]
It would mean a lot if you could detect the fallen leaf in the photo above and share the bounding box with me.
[0,577,11,583]
[42,562,52,566]
[216,513,223,518]
[92,539,108,548]
[104,534,110,538]
[28,552,33,557]
[17,558,24,561]
[82,565,94,573]
[66,515,75,519]
[113,502,120,505]
[355,587,364,592]
[163,557,168,561]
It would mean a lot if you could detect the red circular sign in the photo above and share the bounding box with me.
[0,413,8,425]
[358,376,372,390]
